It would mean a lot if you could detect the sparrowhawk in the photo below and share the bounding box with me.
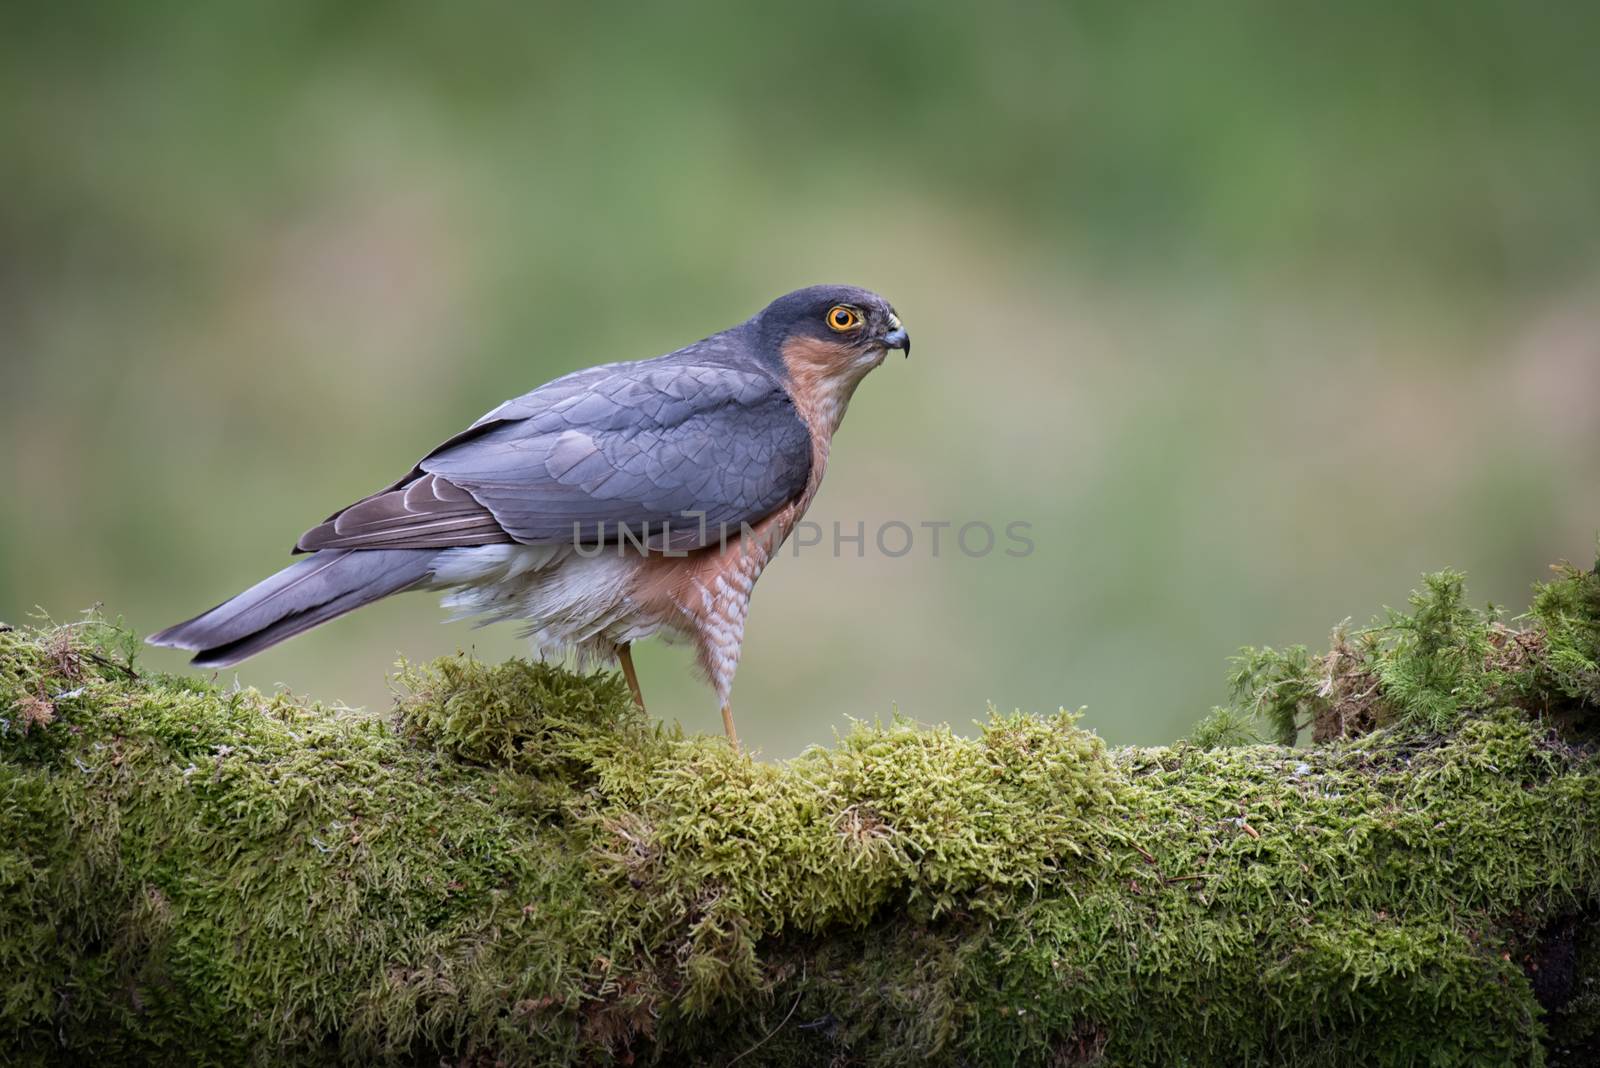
[149,284,910,744]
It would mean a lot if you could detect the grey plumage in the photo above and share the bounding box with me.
[298,355,812,554]
[148,549,436,667]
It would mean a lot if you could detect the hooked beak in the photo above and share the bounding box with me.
[881,314,911,357]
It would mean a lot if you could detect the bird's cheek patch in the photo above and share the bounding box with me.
[781,336,862,380]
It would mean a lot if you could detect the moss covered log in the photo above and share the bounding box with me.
[3,562,1600,1066]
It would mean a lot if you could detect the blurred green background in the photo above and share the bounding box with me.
[4,2,1598,755]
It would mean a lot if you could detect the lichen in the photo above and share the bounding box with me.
[3,559,1599,1065]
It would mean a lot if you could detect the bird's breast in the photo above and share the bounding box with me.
[629,493,815,698]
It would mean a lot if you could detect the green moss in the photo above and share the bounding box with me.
[1223,642,1322,745]
[1,620,613,1064]
[4,563,1600,1065]
[1188,705,1265,749]
[1213,559,1600,746]
[588,712,1122,1014]
[1369,569,1501,730]
[1524,550,1600,723]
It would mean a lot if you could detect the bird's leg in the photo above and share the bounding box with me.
[703,610,746,750]
[617,643,646,712]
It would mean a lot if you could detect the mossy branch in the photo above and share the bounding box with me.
[3,559,1600,1066]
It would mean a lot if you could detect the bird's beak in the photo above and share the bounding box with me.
[881,315,911,358]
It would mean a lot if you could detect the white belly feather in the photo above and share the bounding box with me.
[425,544,666,664]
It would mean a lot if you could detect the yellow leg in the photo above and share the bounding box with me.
[720,702,740,750]
[618,644,645,712]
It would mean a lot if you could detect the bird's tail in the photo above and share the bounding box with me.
[147,549,437,667]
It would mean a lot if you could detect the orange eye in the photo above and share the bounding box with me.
[826,305,861,332]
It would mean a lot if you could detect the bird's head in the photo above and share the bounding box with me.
[755,284,909,362]
[751,286,908,426]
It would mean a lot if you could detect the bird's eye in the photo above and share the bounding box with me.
[826,305,862,332]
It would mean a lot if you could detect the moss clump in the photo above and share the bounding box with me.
[393,652,656,817]
[1217,553,1600,746]
[3,560,1600,1066]
[591,711,1121,1015]
[1522,558,1600,738]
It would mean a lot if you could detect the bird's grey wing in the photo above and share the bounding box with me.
[295,363,813,553]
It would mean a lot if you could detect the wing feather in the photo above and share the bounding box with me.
[295,359,812,554]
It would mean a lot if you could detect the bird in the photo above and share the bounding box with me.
[149,284,909,746]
